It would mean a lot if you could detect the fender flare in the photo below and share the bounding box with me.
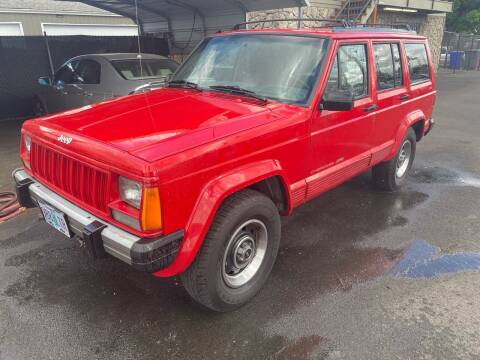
[387,110,426,159]
[154,160,292,277]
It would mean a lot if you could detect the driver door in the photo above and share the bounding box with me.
[67,58,105,107]
[46,60,79,113]
[307,41,376,199]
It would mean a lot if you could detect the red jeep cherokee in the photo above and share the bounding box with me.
[14,24,435,312]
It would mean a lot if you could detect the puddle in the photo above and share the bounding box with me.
[390,240,480,278]
[411,166,480,188]
[411,167,461,184]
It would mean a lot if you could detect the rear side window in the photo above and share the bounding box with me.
[404,43,430,84]
[373,43,404,91]
[374,44,395,90]
[392,44,403,87]
[325,44,369,99]
[112,59,179,80]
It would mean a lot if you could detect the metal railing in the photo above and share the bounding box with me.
[233,18,347,30]
[335,0,372,22]
[440,31,480,71]
[233,18,414,33]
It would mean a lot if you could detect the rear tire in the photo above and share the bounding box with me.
[372,128,416,191]
[181,189,281,312]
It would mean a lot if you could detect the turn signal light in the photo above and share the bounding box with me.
[140,187,162,231]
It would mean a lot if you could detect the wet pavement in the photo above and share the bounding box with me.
[1,70,480,359]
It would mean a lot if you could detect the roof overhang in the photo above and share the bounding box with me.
[59,0,309,54]
[378,0,453,14]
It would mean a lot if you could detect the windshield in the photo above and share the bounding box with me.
[112,59,178,80]
[172,34,328,104]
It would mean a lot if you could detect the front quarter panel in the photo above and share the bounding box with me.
[151,104,310,277]
[155,160,291,277]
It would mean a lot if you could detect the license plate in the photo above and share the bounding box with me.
[38,201,72,238]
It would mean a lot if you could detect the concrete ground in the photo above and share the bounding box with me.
[1,70,480,360]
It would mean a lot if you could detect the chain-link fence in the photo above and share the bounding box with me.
[0,35,169,121]
[440,31,480,71]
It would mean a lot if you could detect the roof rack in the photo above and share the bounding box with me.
[338,23,416,33]
[232,18,416,34]
[232,18,348,30]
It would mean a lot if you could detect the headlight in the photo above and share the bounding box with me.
[119,176,142,209]
[24,135,31,152]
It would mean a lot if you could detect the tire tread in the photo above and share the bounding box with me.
[182,189,279,311]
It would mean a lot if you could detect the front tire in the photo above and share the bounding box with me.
[372,128,417,191]
[181,189,281,312]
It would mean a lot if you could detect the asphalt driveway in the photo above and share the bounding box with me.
[1,70,480,360]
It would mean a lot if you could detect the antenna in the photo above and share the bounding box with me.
[134,0,143,78]
[43,31,55,78]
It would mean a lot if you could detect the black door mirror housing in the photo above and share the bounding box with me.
[320,89,354,111]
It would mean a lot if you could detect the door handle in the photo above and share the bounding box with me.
[363,104,377,112]
[399,94,410,101]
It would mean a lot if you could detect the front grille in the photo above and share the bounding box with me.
[30,142,110,212]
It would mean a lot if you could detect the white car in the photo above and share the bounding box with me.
[33,53,179,115]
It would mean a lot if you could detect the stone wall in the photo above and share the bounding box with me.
[376,10,446,69]
[420,14,447,69]
[247,6,336,29]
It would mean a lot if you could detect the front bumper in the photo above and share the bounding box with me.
[13,169,183,272]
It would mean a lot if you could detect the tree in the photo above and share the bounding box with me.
[446,0,480,34]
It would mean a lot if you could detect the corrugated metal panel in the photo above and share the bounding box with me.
[71,0,309,54]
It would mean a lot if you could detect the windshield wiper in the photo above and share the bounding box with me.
[209,85,268,102]
[167,80,202,91]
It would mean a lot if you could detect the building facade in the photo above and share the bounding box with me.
[247,0,453,68]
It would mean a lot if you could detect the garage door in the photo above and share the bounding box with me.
[41,23,138,36]
[0,22,24,36]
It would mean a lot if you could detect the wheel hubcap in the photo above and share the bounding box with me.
[222,219,268,288]
[396,140,412,178]
[232,235,256,269]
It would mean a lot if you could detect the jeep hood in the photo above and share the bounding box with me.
[39,88,277,161]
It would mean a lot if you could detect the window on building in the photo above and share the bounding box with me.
[325,44,369,99]
[405,43,430,84]
[373,43,404,90]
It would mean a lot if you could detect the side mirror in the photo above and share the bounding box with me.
[55,80,65,90]
[320,89,354,111]
[38,76,51,86]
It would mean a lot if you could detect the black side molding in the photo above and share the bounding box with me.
[131,230,184,272]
